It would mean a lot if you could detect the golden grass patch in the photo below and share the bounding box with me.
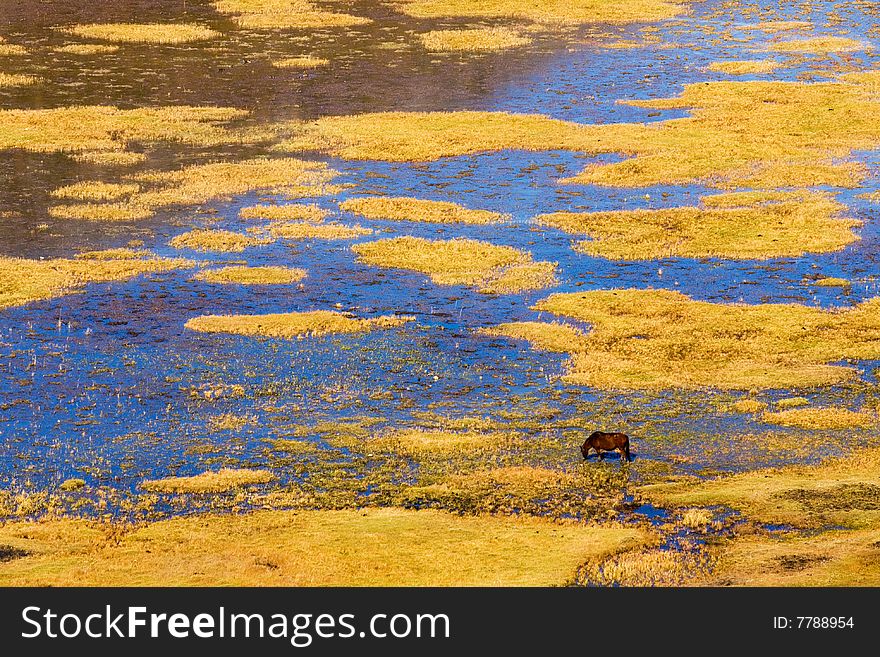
[352,237,556,293]
[141,468,273,493]
[131,158,338,210]
[707,59,781,75]
[767,36,866,54]
[762,407,876,430]
[55,44,120,55]
[642,446,880,529]
[194,266,306,285]
[170,229,270,253]
[62,23,221,44]
[487,288,880,389]
[59,158,338,222]
[271,56,329,68]
[269,222,372,240]
[0,44,28,56]
[340,196,504,224]
[578,548,709,586]
[419,27,532,52]
[70,151,147,166]
[240,203,329,222]
[207,414,253,431]
[276,110,598,161]
[74,248,152,260]
[0,73,39,87]
[50,181,140,201]
[0,251,191,309]
[0,105,246,154]
[278,74,880,189]
[813,277,851,287]
[185,310,412,338]
[0,508,646,586]
[367,429,511,455]
[213,0,370,29]
[729,399,767,414]
[535,190,860,259]
[704,527,880,586]
[396,0,685,25]
[48,202,153,221]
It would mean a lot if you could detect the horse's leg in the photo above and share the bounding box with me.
[598,449,604,461]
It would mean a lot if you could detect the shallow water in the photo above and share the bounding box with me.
[1,0,880,510]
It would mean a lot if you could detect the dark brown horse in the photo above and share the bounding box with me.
[581,431,631,462]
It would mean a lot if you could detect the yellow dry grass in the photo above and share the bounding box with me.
[0,44,28,56]
[271,56,329,68]
[352,237,556,293]
[213,0,370,29]
[193,266,307,285]
[185,310,412,338]
[74,248,151,260]
[269,222,372,240]
[48,202,153,221]
[704,528,880,586]
[814,277,850,287]
[276,110,597,161]
[170,229,270,253]
[487,288,880,389]
[762,407,876,430]
[55,158,338,222]
[367,429,511,455]
[240,203,329,222]
[141,468,274,493]
[0,105,246,154]
[70,151,147,166]
[62,23,221,44]
[535,190,860,259]
[580,548,708,586]
[340,196,504,224]
[642,445,880,529]
[278,73,880,189]
[0,508,647,586]
[50,181,140,201]
[0,252,191,309]
[729,399,767,414]
[707,59,781,75]
[55,44,120,55]
[767,36,866,53]
[0,73,39,87]
[131,158,338,210]
[419,27,532,52]
[396,0,685,25]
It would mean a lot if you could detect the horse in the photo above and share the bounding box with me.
[581,431,632,462]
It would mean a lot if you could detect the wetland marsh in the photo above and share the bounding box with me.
[2,0,880,586]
